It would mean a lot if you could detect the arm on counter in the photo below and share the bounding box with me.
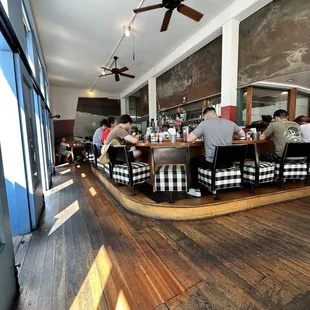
[187,132,198,143]
[124,135,139,144]
[259,123,273,140]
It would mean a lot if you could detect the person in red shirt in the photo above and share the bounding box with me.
[101,116,118,144]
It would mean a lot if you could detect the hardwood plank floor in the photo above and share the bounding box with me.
[14,163,310,310]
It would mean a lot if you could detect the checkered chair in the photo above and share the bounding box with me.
[243,144,275,193]
[108,145,150,195]
[97,162,112,178]
[198,144,247,200]
[274,142,310,189]
[84,143,95,164]
[151,146,189,203]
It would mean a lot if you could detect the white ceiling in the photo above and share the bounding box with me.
[265,71,310,90]
[29,0,236,94]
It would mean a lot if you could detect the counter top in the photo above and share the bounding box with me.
[136,139,270,147]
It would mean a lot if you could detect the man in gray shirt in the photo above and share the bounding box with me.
[92,119,107,155]
[187,107,245,197]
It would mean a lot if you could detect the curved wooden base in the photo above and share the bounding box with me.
[92,166,310,220]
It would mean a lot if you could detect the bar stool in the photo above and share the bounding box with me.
[198,145,247,200]
[243,143,275,193]
[108,145,150,195]
[151,146,189,203]
[274,142,310,189]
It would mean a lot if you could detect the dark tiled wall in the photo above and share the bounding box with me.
[238,0,310,86]
[156,36,222,110]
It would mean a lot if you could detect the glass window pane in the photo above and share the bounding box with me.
[242,88,288,125]
[23,83,40,189]
[296,93,310,118]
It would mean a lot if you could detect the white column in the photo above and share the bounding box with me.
[221,19,240,121]
[148,78,157,123]
[120,97,129,115]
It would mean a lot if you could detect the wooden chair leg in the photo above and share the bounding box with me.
[169,192,175,204]
[250,184,255,194]
[131,186,136,196]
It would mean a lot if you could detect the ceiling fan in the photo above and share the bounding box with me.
[100,56,135,82]
[133,0,204,32]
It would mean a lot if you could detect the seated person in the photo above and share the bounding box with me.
[93,119,107,156]
[101,117,118,144]
[259,109,303,162]
[249,115,272,129]
[186,107,245,197]
[59,137,74,162]
[295,115,310,142]
[105,114,142,161]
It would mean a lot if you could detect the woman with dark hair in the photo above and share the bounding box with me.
[294,115,310,142]
[101,116,118,144]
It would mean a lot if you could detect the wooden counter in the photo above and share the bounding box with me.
[136,139,271,147]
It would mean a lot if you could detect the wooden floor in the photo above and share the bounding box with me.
[13,162,310,310]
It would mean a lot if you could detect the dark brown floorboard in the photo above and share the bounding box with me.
[13,163,310,310]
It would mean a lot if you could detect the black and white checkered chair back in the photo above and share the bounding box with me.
[108,146,150,187]
[244,144,275,185]
[84,143,95,164]
[151,146,189,192]
[276,142,310,184]
[198,144,247,192]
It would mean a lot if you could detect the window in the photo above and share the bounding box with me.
[22,2,35,75]
[23,81,40,189]
[242,88,289,125]
[38,59,45,97]
[296,92,310,118]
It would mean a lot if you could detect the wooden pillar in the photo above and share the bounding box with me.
[288,88,297,120]
[246,87,253,126]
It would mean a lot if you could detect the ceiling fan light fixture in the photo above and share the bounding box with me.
[101,69,106,75]
[124,25,131,37]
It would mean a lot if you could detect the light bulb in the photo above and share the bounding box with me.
[101,69,106,76]
[124,25,131,37]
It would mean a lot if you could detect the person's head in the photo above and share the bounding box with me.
[261,115,272,123]
[130,126,139,136]
[294,115,310,125]
[107,116,117,128]
[119,114,133,130]
[273,109,288,122]
[84,136,89,140]
[61,137,66,143]
[202,107,217,120]
[100,119,108,129]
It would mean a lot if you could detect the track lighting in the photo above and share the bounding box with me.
[124,25,131,37]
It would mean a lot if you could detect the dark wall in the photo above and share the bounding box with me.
[54,120,75,138]
[238,0,310,86]
[157,36,222,110]
[140,85,149,116]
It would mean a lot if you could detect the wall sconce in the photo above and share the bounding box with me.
[50,114,61,119]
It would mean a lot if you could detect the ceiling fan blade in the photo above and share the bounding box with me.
[161,10,173,32]
[100,67,112,72]
[134,4,164,13]
[119,67,129,73]
[119,73,135,79]
[115,74,120,82]
[177,4,204,22]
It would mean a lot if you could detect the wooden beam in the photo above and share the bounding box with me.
[288,88,297,120]
[246,87,253,126]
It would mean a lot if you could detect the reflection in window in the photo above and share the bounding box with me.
[242,88,289,125]
[295,93,310,118]
[23,83,40,189]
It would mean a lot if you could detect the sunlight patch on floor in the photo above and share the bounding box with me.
[56,163,69,168]
[81,173,86,178]
[70,246,112,310]
[89,187,97,196]
[48,200,79,236]
[45,179,73,197]
[59,168,71,175]
[115,290,130,310]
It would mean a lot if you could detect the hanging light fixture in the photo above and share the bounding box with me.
[124,25,131,37]
[101,69,106,76]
